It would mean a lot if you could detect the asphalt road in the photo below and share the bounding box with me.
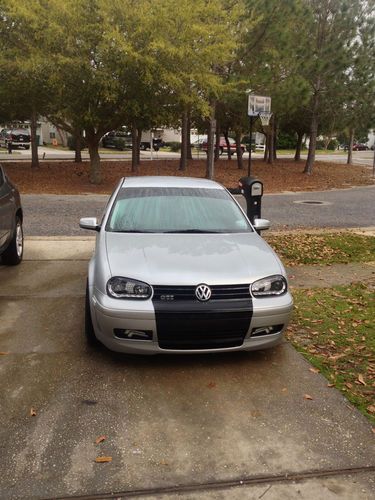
[22,185,375,236]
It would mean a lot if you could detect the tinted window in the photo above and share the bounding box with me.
[106,187,252,234]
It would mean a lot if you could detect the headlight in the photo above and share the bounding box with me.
[107,277,152,299]
[251,275,287,297]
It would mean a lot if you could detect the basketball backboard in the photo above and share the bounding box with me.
[248,95,271,117]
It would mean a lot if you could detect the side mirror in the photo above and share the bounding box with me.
[79,217,100,231]
[253,218,270,231]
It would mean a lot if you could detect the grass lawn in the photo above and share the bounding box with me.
[266,232,375,266]
[288,284,375,425]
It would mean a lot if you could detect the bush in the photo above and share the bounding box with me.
[165,141,181,152]
[277,132,297,150]
[327,139,339,150]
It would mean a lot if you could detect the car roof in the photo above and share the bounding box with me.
[121,176,224,190]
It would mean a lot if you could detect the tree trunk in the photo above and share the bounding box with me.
[87,138,101,184]
[214,121,221,161]
[273,116,277,160]
[304,93,319,175]
[136,127,142,165]
[30,110,39,168]
[347,128,354,165]
[263,135,268,161]
[224,129,232,161]
[74,130,84,163]
[74,135,82,163]
[187,111,193,160]
[131,126,138,173]
[294,131,303,161]
[235,130,243,169]
[206,104,216,179]
[179,109,188,171]
[266,119,274,164]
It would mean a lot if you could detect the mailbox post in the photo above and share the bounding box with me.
[239,177,263,225]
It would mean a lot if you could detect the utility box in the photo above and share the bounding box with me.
[239,177,263,224]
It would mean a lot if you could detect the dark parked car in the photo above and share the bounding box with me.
[0,128,31,150]
[0,165,23,265]
[140,138,164,151]
[101,131,132,150]
[352,143,369,151]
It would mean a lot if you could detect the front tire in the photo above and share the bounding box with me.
[2,216,23,265]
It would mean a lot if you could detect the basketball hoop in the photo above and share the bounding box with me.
[259,111,272,127]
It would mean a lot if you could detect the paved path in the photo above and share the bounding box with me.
[20,185,375,236]
[1,241,374,499]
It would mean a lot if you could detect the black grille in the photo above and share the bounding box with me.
[153,299,252,350]
[153,284,250,302]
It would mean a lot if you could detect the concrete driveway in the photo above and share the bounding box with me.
[0,241,374,499]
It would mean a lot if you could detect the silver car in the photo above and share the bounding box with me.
[80,176,293,354]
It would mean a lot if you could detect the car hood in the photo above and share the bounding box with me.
[105,232,284,286]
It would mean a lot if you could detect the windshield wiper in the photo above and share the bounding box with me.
[163,229,222,234]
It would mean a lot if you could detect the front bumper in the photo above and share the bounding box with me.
[90,288,293,354]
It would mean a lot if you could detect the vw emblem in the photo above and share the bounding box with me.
[195,284,212,302]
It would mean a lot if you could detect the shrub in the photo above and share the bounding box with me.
[277,132,297,150]
[165,141,181,152]
[327,139,339,150]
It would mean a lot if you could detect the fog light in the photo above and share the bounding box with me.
[251,325,283,337]
[114,329,153,341]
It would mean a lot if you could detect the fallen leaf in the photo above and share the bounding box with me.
[367,405,375,414]
[345,382,353,389]
[327,383,335,388]
[0,351,10,355]
[30,408,37,417]
[358,374,366,386]
[95,456,112,463]
[159,460,169,466]
[304,394,313,400]
[207,382,216,389]
[95,435,107,445]
[371,428,375,434]
[309,367,320,374]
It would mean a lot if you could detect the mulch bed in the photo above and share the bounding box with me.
[2,158,373,194]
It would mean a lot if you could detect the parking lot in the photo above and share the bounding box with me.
[0,240,374,499]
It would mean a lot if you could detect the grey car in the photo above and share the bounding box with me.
[0,165,23,265]
[80,176,293,354]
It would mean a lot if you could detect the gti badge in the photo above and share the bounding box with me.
[195,284,212,302]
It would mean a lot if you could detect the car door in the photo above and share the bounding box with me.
[0,167,14,250]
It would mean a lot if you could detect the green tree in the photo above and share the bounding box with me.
[300,0,370,174]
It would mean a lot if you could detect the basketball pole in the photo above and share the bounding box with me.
[247,115,253,177]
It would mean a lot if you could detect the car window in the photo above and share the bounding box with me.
[106,187,252,234]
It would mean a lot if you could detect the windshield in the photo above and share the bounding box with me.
[106,187,252,234]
